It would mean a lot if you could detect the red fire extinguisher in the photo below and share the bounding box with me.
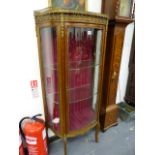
[19,131,25,155]
[19,114,48,155]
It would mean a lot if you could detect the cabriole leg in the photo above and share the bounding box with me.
[63,137,68,155]
[95,123,100,143]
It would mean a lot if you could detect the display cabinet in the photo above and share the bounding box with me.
[34,8,108,155]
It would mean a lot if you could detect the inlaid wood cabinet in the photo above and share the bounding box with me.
[100,18,133,130]
[34,8,108,155]
[100,0,134,130]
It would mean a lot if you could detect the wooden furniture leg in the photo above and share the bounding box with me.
[63,137,68,155]
[95,123,100,143]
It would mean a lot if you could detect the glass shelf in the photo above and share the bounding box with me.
[68,60,100,68]
[43,63,101,71]
[67,86,98,103]
[68,64,101,71]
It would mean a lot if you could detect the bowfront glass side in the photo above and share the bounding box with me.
[67,27,102,131]
[40,27,60,133]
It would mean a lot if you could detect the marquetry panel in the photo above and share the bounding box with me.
[108,26,125,106]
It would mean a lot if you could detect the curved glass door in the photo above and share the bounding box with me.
[40,27,60,132]
[67,27,102,131]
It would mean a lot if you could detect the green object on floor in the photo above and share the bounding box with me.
[118,102,135,121]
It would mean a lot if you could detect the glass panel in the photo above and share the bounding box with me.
[40,27,60,132]
[67,27,102,131]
